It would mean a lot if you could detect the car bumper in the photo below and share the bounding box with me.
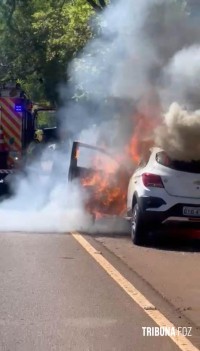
[139,199,200,228]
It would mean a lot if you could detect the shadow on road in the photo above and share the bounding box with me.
[88,217,130,238]
[87,218,200,253]
[147,229,200,253]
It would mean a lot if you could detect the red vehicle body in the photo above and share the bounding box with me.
[0,83,34,177]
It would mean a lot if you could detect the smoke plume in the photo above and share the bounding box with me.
[1,0,200,233]
[0,148,93,232]
[61,0,200,159]
[155,102,200,161]
[161,45,200,109]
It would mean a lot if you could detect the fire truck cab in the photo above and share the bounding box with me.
[0,82,35,176]
[33,107,58,143]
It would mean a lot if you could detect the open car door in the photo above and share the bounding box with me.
[68,141,130,218]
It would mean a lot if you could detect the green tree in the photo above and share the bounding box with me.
[0,0,94,104]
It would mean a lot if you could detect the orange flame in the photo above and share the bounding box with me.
[75,148,80,159]
[81,94,162,218]
[81,153,129,217]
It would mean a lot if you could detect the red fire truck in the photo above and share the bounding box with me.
[0,82,35,177]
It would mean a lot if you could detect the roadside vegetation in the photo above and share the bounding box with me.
[0,0,192,106]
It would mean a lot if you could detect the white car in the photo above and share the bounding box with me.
[68,142,200,245]
[127,147,200,245]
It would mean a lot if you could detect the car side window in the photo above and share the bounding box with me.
[156,151,171,167]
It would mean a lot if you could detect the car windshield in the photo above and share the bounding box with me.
[156,151,200,174]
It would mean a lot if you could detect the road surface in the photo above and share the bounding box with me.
[0,231,199,351]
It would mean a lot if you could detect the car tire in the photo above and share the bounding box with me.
[131,203,148,246]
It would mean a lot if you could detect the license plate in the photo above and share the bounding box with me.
[183,206,200,217]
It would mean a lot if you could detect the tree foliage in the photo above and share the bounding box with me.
[0,0,189,105]
[0,0,94,104]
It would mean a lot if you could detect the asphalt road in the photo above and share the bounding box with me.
[0,231,199,351]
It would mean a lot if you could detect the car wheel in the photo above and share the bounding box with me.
[131,203,148,246]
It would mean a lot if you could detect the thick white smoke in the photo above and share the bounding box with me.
[0,185,91,233]
[0,148,93,232]
[1,0,200,233]
[155,102,200,161]
[62,0,200,156]
[162,45,200,109]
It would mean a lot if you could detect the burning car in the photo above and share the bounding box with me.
[128,147,200,244]
[69,142,200,245]
[68,141,130,219]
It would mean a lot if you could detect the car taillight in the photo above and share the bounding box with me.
[142,173,164,188]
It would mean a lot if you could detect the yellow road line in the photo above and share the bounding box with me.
[72,232,199,351]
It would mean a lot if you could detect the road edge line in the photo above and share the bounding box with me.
[72,232,199,351]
